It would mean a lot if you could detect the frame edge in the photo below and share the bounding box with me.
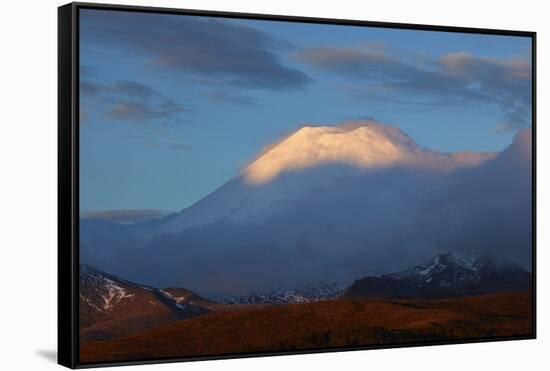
[61,2,536,368]
[71,1,535,36]
[58,2,78,369]
[531,31,537,339]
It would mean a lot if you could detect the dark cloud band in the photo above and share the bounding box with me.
[81,209,173,224]
[81,79,184,122]
[80,10,311,91]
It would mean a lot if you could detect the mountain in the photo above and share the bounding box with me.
[345,253,532,299]
[215,281,347,305]
[80,121,532,296]
[79,265,213,343]
[153,122,495,235]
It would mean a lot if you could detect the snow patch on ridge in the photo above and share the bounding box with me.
[102,278,134,311]
[80,265,135,312]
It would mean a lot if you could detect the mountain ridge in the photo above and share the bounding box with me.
[345,253,531,300]
[213,281,348,305]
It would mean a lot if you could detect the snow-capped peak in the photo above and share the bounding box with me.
[139,121,495,235]
[388,252,484,288]
[243,121,494,185]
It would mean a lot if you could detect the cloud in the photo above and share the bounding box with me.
[494,108,531,133]
[106,100,183,121]
[81,80,154,99]
[79,107,89,125]
[294,44,417,80]
[205,91,260,106]
[81,10,311,91]
[294,45,532,132]
[344,115,379,122]
[166,143,193,151]
[144,140,193,152]
[81,209,172,224]
[80,65,97,78]
[81,80,184,122]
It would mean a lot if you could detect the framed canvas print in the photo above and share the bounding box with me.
[58,2,536,368]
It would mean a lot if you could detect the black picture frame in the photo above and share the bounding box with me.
[58,2,537,368]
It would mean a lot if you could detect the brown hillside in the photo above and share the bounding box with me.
[79,265,214,343]
[80,288,210,343]
[80,291,533,364]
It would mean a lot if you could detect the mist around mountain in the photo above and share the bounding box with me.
[80,250,531,312]
[80,121,532,296]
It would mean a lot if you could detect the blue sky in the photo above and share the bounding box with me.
[79,9,532,213]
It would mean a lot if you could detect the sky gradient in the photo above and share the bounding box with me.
[79,9,532,213]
